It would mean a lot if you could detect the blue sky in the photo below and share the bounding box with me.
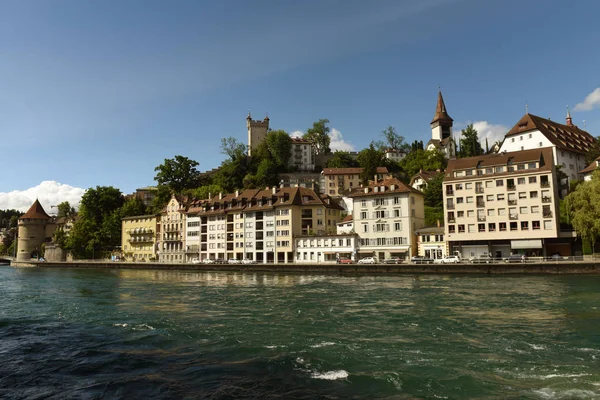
[1,0,600,210]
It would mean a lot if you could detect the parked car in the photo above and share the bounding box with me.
[214,258,226,264]
[504,254,526,263]
[337,257,353,264]
[383,257,403,264]
[202,258,215,264]
[228,258,241,264]
[550,253,565,261]
[411,256,434,264]
[469,254,493,264]
[242,258,257,264]
[358,257,377,264]
[440,255,461,264]
[190,258,201,264]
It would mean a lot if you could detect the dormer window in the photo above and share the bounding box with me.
[380,186,385,192]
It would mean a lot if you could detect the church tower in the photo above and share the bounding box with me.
[431,90,453,141]
[246,112,270,156]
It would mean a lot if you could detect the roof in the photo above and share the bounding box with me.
[290,137,312,144]
[580,156,600,175]
[443,147,553,182]
[410,170,442,185]
[431,91,453,125]
[348,178,422,198]
[505,113,596,154]
[322,167,389,176]
[340,215,353,223]
[415,226,445,234]
[122,214,157,221]
[20,199,51,220]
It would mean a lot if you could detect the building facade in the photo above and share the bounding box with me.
[409,170,443,191]
[16,200,56,261]
[295,234,358,263]
[156,195,187,263]
[415,226,447,261]
[443,147,566,259]
[288,137,315,172]
[121,215,157,261]
[349,178,425,261]
[321,167,391,197]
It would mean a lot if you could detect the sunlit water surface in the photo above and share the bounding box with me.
[1,266,600,399]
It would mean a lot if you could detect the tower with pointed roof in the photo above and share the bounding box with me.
[16,199,56,261]
[426,91,457,158]
[246,111,270,157]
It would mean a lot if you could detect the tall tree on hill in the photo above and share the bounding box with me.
[357,143,386,185]
[399,149,447,178]
[265,130,292,168]
[56,201,76,219]
[375,126,410,152]
[154,155,202,194]
[564,171,600,254]
[220,137,247,160]
[410,140,424,152]
[304,119,332,155]
[458,124,483,158]
[326,151,360,168]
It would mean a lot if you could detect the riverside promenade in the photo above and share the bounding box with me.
[9,260,600,275]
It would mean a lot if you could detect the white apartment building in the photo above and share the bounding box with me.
[321,167,391,197]
[384,149,407,163]
[499,112,595,187]
[348,178,425,261]
[289,137,315,172]
[295,234,358,263]
[443,147,572,258]
[337,215,353,234]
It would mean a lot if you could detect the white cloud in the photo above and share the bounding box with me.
[329,128,355,152]
[574,88,600,112]
[457,121,509,148]
[290,130,303,138]
[0,181,85,213]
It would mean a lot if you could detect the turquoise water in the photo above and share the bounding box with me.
[1,266,600,399]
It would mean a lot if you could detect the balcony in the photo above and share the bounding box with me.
[542,197,552,203]
[185,246,199,253]
[446,191,454,196]
[507,185,516,191]
[540,181,550,188]
[477,216,486,222]
[201,227,207,233]
[508,200,517,205]
[543,212,553,218]
[448,218,456,223]
[509,214,518,220]
[476,201,485,208]
[447,204,455,210]
[475,188,484,194]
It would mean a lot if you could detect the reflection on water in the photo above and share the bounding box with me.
[1,267,600,399]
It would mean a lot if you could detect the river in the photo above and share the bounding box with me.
[1,266,599,399]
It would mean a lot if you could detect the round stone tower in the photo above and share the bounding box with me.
[17,199,52,261]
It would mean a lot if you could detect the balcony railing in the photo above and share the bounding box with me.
[475,188,484,194]
[543,212,553,218]
[540,181,550,188]
[507,185,516,191]
[542,197,552,203]
[476,201,485,208]
[509,214,518,220]
[448,218,456,223]
[447,204,455,210]
[477,216,486,222]
[508,200,517,205]
[446,191,454,196]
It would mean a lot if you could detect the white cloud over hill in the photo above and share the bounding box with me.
[0,181,85,213]
[574,88,600,112]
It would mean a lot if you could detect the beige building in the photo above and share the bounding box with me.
[16,200,57,261]
[289,137,315,172]
[121,215,157,261]
[156,195,188,263]
[415,225,447,261]
[443,147,570,258]
[321,167,391,197]
[348,178,425,261]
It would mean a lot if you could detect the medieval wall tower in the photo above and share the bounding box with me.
[246,112,270,156]
[16,199,55,261]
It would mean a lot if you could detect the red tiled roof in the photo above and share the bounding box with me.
[322,167,389,175]
[348,178,422,197]
[505,114,595,154]
[341,215,353,222]
[20,199,51,220]
[580,156,600,174]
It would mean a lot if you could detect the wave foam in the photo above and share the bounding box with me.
[311,370,349,380]
[310,342,335,348]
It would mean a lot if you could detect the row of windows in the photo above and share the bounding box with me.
[361,222,403,233]
[360,237,409,246]
[421,235,444,242]
[454,162,539,177]
[359,197,408,207]
[297,238,353,248]
[448,204,552,220]
[448,220,552,233]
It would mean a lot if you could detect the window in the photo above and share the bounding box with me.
[455,183,463,190]
[510,222,518,231]
[486,180,493,188]
[487,209,495,216]
[488,223,496,232]
[528,133,532,138]
[519,192,527,199]
[530,191,538,198]
[457,197,464,204]
[362,224,368,233]
[528,163,536,169]
[468,224,476,233]
[511,137,515,142]
[532,221,541,230]
[531,206,540,213]
[394,209,401,217]
[496,180,504,187]
[499,222,507,231]
[394,222,402,231]
[529,176,537,183]
[495,167,503,173]
[465,183,473,189]
[449,225,456,233]
[520,135,523,141]
[518,178,526,184]
[517,164,525,171]
[498,208,506,216]
[361,211,367,219]
[467,210,475,218]
[521,221,529,230]
[466,197,474,203]
[497,193,505,201]
[487,194,494,201]
[458,225,465,233]
[361,200,367,207]
[520,206,528,214]
[486,168,494,174]
[544,220,552,230]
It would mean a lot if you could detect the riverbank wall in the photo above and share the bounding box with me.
[9,260,600,274]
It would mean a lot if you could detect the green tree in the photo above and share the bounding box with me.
[67,186,125,259]
[56,201,76,219]
[304,119,332,155]
[564,170,600,253]
[151,185,173,214]
[120,197,147,217]
[154,155,202,194]
[326,151,360,168]
[458,124,483,158]
[221,137,248,160]
[265,130,292,168]
[410,140,424,152]
[357,143,386,185]
[424,206,444,227]
[422,173,444,208]
[375,126,409,152]
[399,149,447,178]
[186,184,225,200]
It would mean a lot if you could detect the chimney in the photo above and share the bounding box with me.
[272,186,276,195]
[235,190,239,197]
[437,219,440,228]
[420,168,423,173]
[280,182,284,188]
[208,192,212,200]
[374,174,378,183]
[219,192,223,200]
[436,169,441,173]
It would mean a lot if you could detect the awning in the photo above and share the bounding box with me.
[511,239,542,249]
